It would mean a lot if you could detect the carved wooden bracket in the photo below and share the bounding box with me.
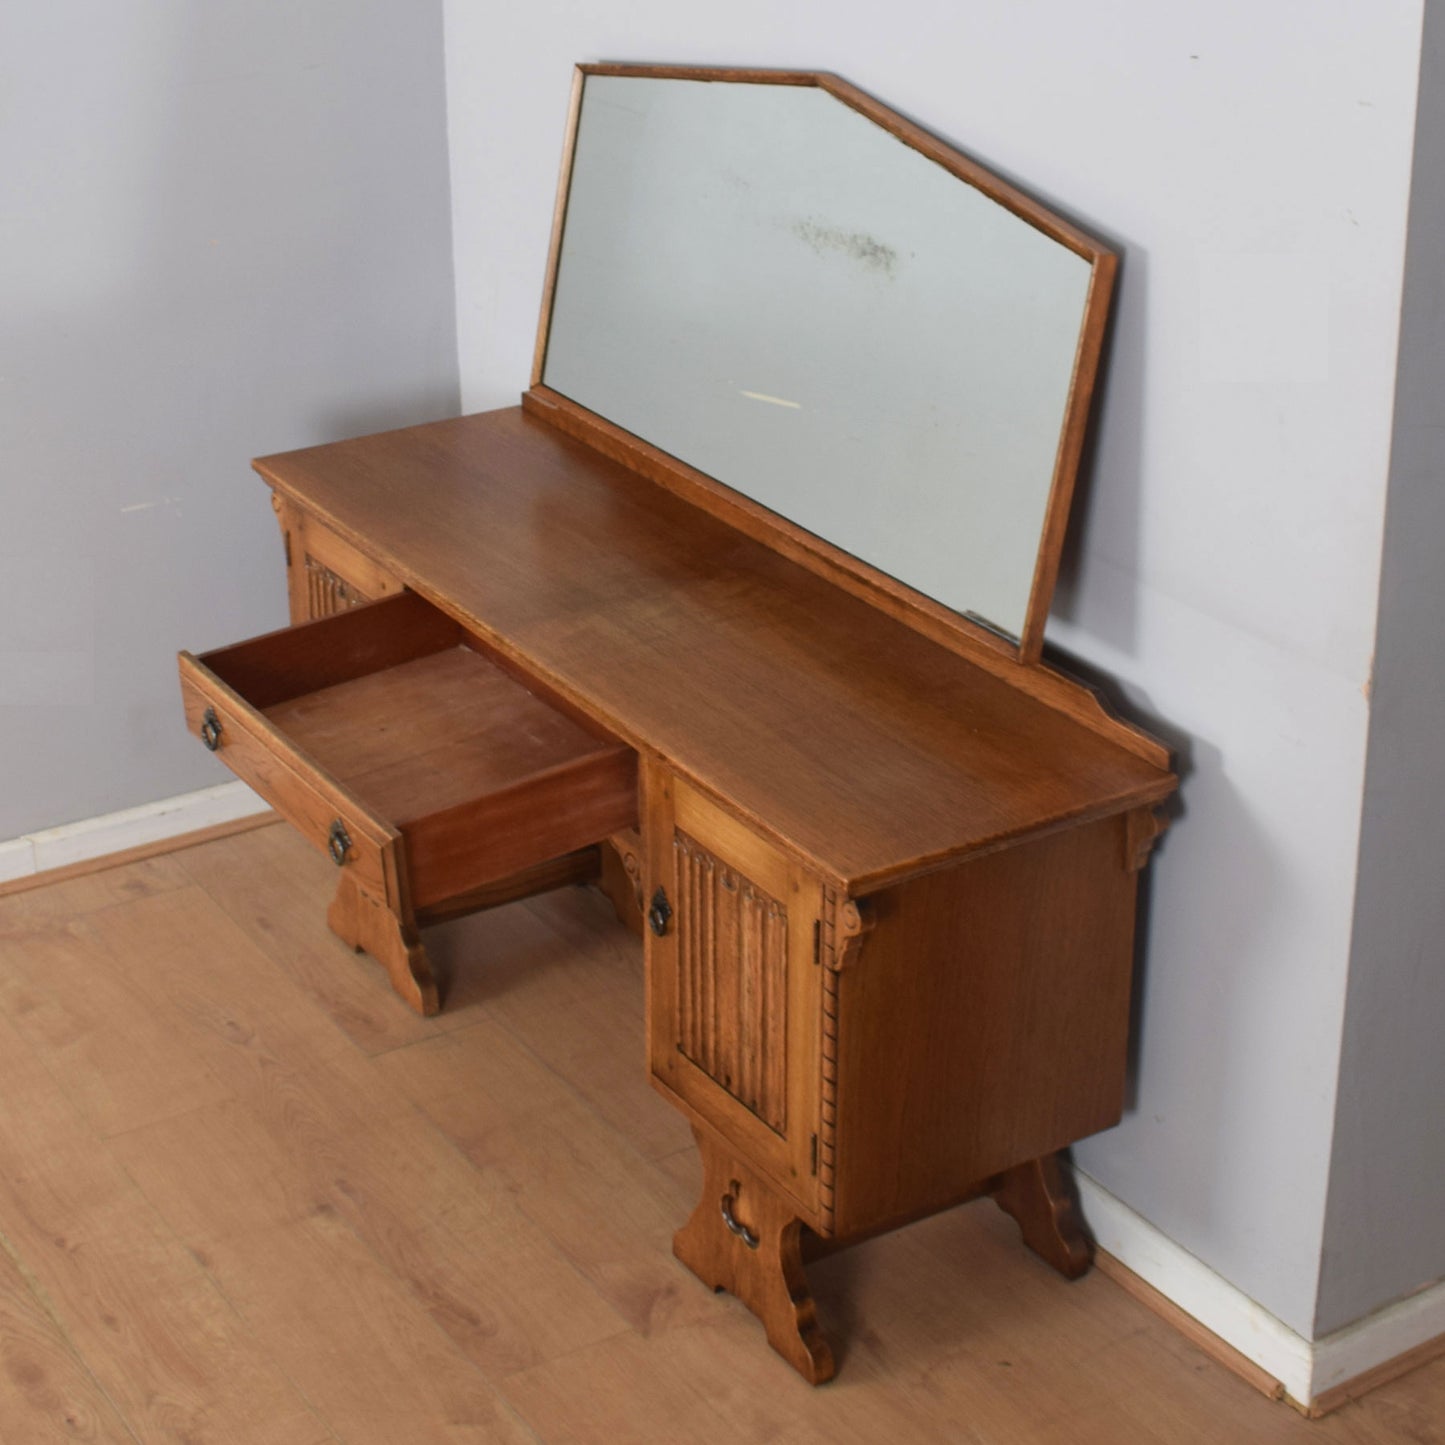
[1125,805,1170,873]
[824,894,875,973]
[608,827,646,913]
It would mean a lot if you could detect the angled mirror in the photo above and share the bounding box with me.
[534,67,1114,659]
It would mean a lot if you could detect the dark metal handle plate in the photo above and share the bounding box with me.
[720,1189,759,1250]
[648,886,672,938]
[327,819,353,867]
[200,707,222,751]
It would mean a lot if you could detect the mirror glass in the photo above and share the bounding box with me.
[542,74,1097,643]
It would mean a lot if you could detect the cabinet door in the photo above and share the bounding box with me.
[646,769,823,1214]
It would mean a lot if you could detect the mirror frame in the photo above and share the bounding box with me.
[524,63,1115,667]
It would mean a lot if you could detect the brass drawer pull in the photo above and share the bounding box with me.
[327,819,353,866]
[200,707,223,751]
[720,1186,759,1249]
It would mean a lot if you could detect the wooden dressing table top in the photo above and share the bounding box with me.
[256,405,1171,896]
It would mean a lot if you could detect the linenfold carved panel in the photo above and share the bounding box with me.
[304,556,367,618]
[674,830,788,1134]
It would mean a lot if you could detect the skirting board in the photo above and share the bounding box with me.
[1074,1169,1445,1411]
[0,781,272,886]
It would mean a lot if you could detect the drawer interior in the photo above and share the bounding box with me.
[196,591,637,907]
[267,645,620,824]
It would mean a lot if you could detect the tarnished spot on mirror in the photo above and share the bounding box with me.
[532,66,1115,661]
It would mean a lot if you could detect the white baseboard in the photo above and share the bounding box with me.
[1075,1169,1445,1407]
[1,781,271,884]
[0,835,37,885]
[1311,1276,1445,1398]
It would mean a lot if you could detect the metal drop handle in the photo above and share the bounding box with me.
[648,885,672,938]
[327,819,353,867]
[200,707,222,751]
[720,1187,759,1250]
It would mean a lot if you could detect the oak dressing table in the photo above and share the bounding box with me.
[178,66,1176,1382]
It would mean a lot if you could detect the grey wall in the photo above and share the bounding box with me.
[0,2,458,840]
[1317,0,1445,1337]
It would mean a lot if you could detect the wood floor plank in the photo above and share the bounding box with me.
[0,1241,138,1444]
[0,922,232,1138]
[0,855,191,933]
[875,1202,1147,1369]
[500,1307,960,1445]
[192,1211,539,1445]
[112,1095,628,1381]
[425,874,640,1011]
[499,1324,757,1445]
[1057,1326,1343,1444]
[1326,1358,1445,1444]
[174,824,475,1054]
[517,881,644,990]
[0,1011,332,1445]
[3,825,1444,1443]
[82,884,418,1138]
[434,894,691,1162]
[377,1018,721,1337]
[492,974,692,1162]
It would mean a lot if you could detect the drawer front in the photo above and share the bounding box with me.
[179,655,402,907]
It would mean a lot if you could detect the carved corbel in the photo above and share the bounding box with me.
[1125,805,1170,872]
[823,893,875,973]
[609,828,646,912]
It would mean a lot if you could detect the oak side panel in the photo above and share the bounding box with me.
[298,511,408,611]
[276,496,407,624]
[830,814,1138,1237]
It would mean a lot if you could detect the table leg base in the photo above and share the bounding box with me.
[993,1152,1093,1279]
[328,872,439,1017]
[673,1127,834,1384]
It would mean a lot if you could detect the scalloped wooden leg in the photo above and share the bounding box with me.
[327,872,439,1017]
[673,1127,834,1384]
[993,1152,1093,1279]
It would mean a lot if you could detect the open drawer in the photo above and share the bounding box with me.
[178,591,637,1011]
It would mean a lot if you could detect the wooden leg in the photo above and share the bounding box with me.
[673,1127,834,1384]
[327,872,439,1017]
[993,1152,1093,1280]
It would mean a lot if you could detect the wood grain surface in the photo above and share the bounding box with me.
[0,826,1440,1441]
[255,407,1174,895]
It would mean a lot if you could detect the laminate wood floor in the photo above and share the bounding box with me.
[0,821,1439,1444]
